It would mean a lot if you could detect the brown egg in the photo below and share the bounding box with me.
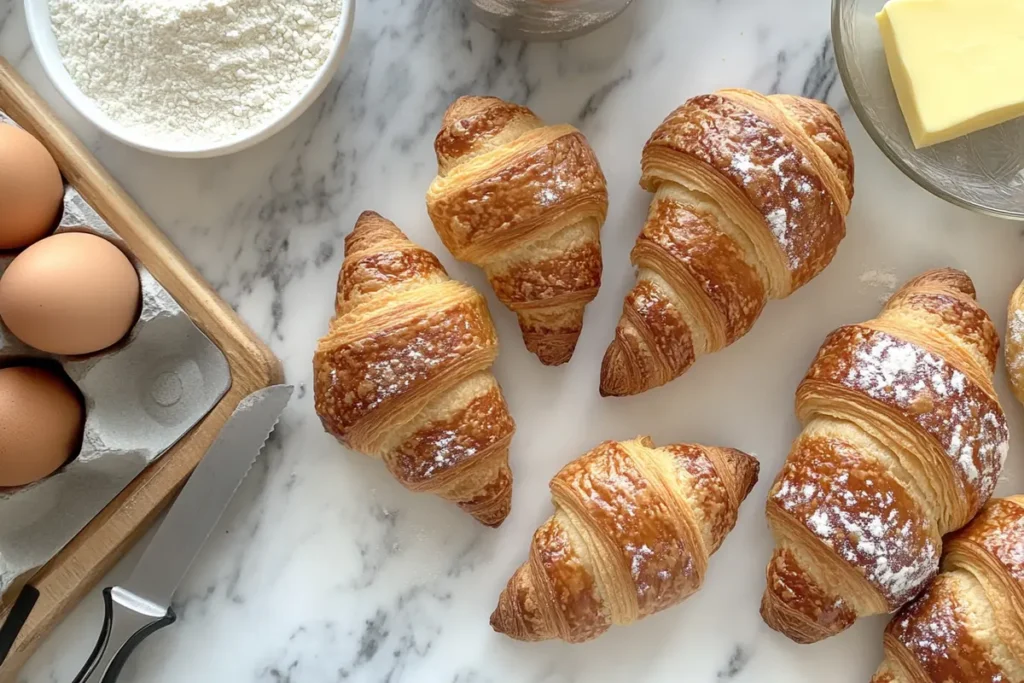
[0,366,84,487]
[0,232,141,355]
[0,124,64,250]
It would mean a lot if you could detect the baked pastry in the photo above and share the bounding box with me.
[1005,279,1024,405]
[762,269,1009,644]
[491,436,758,643]
[313,211,516,527]
[600,89,854,396]
[872,496,1024,682]
[426,96,608,366]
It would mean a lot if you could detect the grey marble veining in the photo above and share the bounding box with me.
[2,0,1024,681]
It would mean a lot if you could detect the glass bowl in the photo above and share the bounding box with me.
[833,0,1024,220]
[467,0,634,40]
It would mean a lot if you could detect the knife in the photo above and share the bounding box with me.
[72,384,293,683]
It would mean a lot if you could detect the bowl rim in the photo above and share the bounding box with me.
[830,0,1024,221]
[24,0,356,159]
[469,0,635,41]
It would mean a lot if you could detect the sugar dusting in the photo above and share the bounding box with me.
[327,301,485,434]
[888,500,1024,678]
[571,443,699,609]
[890,575,1012,681]
[417,429,478,479]
[627,542,655,580]
[839,330,1008,502]
[766,208,789,248]
[731,153,755,177]
[1009,309,1024,373]
[894,582,960,667]
[859,269,899,304]
[623,531,694,606]
[774,469,939,606]
[725,137,827,273]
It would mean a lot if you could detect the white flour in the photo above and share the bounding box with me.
[49,0,343,146]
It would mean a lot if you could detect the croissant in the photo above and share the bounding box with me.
[1005,279,1024,406]
[761,268,1009,644]
[600,89,854,396]
[313,212,516,527]
[872,496,1024,683]
[425,96,608,366]
[491,436,759,643]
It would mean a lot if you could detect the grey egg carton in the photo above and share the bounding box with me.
[0,112,231,597]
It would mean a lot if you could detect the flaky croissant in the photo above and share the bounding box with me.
[313,212,516,527]
[600,89,854,397]
[873,496,1024,683]
[762,269,1009,644]
[426,96,608,366]
[491,436,758,643]
[1005,279,1024,406]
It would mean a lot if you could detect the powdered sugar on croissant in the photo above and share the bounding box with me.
[600,89,854,397]
[762,268,1008,644]
[426,96,608,366]
[873,496,1024,682]
[313,212,516,526]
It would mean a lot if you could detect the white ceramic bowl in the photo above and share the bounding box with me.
[25,0,355,158]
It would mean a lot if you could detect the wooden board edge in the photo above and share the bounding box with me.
[0,59,286,680]
[0,389,243,681]
[0,59,275,370]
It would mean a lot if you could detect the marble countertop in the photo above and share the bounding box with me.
[3,0,1024,681]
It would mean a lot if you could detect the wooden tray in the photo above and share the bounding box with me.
[0,59,284,680]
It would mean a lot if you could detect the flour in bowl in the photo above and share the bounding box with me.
[49,0,344,146]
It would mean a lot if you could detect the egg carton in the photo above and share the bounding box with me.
[0,112,232,597]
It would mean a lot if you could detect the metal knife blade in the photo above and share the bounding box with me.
[121,384,292,610]
[72,384,292,683]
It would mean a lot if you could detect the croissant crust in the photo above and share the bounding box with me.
[427,96,608,366]
[762,268,1008,644]
[314,211,516,526]
[491,437,758,643]
[601,89,854,397]
[873,496,1024,682]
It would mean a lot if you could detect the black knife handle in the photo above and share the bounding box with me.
[73,587,176,683]
[0,585,38,666]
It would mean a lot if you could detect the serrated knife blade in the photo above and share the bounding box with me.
[73,384,293,683]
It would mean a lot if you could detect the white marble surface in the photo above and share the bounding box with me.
[2,0,1024,681]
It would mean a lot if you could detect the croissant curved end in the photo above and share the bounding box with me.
[599,338,631,397]
[451,450,514,528]
[720,448,760,502]
[599,337,656,397]
[460,485,513,528]
[759,591,827,645]
[895,267,977,302]
[490,564,556,642]
[524,333,579,367]
[516,307,586,367]
[344,210,404,255]
[870,660,901,683]
[760,548,857,644]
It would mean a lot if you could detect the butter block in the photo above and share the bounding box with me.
[876,0,1024,148]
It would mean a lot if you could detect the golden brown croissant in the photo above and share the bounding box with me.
[313,212,516,527]
[761,268,1009,644]
[425,96,608,366]
[600,89,854,396]
[872,496,1024,683]
[491,436,758,643]
[1005,280,1024,406]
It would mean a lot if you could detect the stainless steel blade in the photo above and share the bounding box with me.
[120,384,293,610]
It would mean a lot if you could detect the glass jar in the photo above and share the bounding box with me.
[467,0,635,40]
